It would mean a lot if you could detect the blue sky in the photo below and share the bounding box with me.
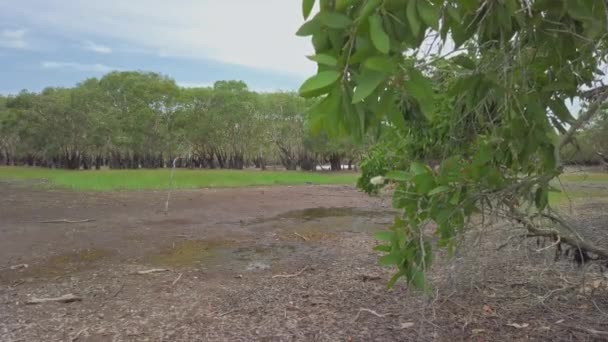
[0,0,316,94]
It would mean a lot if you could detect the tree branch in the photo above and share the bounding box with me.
[559,90,608,151]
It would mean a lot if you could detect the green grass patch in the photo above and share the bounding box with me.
[559,172,608,183]
[0,167,359,191]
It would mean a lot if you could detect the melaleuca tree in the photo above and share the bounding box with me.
[298,0,608,289]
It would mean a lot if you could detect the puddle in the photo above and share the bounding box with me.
[150,240,301,272]
[151,240,228,267]
[0,248,109,284]
[278,207,392,221]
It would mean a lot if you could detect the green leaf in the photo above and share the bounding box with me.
[299,71,341,97]
[363,56,396,73]
[413,172,436,194]
[308,87,342,133]
[296,18,321,36]
[417,0,439,30]
[352,70,385,103]
[460,0,479,12]
[428,185,449,196]
[549,99,575,124]
[386,170,411,181]
[387,270,406,288]
[535,186,549,211]
[307,54,338,66]
[404,68,435,119]
[374,231,395,242]
[318,11,353,29]
[407,0,421,36]
[373,244,392,252]
[335,0,353,11]
[451,55,476,69]
[379,252,402,266]
[302,0,316,19]
[410,162,429,175]
[410,269,426,289]
[369,14,390,54]
[359,0,382,20]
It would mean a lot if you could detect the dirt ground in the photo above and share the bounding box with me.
[1,181,608,341]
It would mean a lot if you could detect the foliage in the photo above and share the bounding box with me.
[0,167,358,191]
[299,0,608,289]
[0,72,364,171]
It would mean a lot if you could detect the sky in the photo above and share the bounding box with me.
[0,0,316,94]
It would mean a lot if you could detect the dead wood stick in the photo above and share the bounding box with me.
[134,268,170,275]
[353,308,394,322]
[39,219,94,224]
[294,232,309,241]
[172,273,183,286]
[272,266,310,279]
[26,294,82,305]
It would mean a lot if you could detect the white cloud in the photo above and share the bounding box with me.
[1,1,316,77]
[0,28,28,49]
[83,40,111,54]
[41,61,116,73]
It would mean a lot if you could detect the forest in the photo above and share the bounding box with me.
[0,72,365,171]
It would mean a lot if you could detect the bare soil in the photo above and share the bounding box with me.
[1,181,608,341]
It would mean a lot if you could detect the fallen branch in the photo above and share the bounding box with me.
[39,219,94,224]
[26,294,82,305]
[509,208,608,260]
[172,273,183,286]
[535,235,561,253]
[353,308,394,322]
[272,266,310,279]
[134,268,170,275]
[294,232,309,241]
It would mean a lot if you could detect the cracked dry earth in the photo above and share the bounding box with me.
[1,181,608,341]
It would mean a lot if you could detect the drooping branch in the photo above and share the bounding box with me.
[559,90,608,151]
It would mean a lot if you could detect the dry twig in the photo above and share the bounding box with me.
[294,232,309,241]
[26,294,82,305]
[134,268,170,275]
[172,273,183,286]
[353,308,394,322]
[39,219,94,224]
[272,266,310,279]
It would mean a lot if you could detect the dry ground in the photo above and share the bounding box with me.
[1,181,608,341]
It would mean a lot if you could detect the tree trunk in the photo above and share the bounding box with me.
[329,154,342,171]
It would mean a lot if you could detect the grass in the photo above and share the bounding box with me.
[0,167,359,191]
[559,172,608,183]
[549,172,608,205]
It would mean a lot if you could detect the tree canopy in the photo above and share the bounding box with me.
[0,72,365,171]
[298,0,608,288]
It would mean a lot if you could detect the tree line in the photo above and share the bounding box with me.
[0,71,364,171]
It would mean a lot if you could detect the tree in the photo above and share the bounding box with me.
[298,0,608,288]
